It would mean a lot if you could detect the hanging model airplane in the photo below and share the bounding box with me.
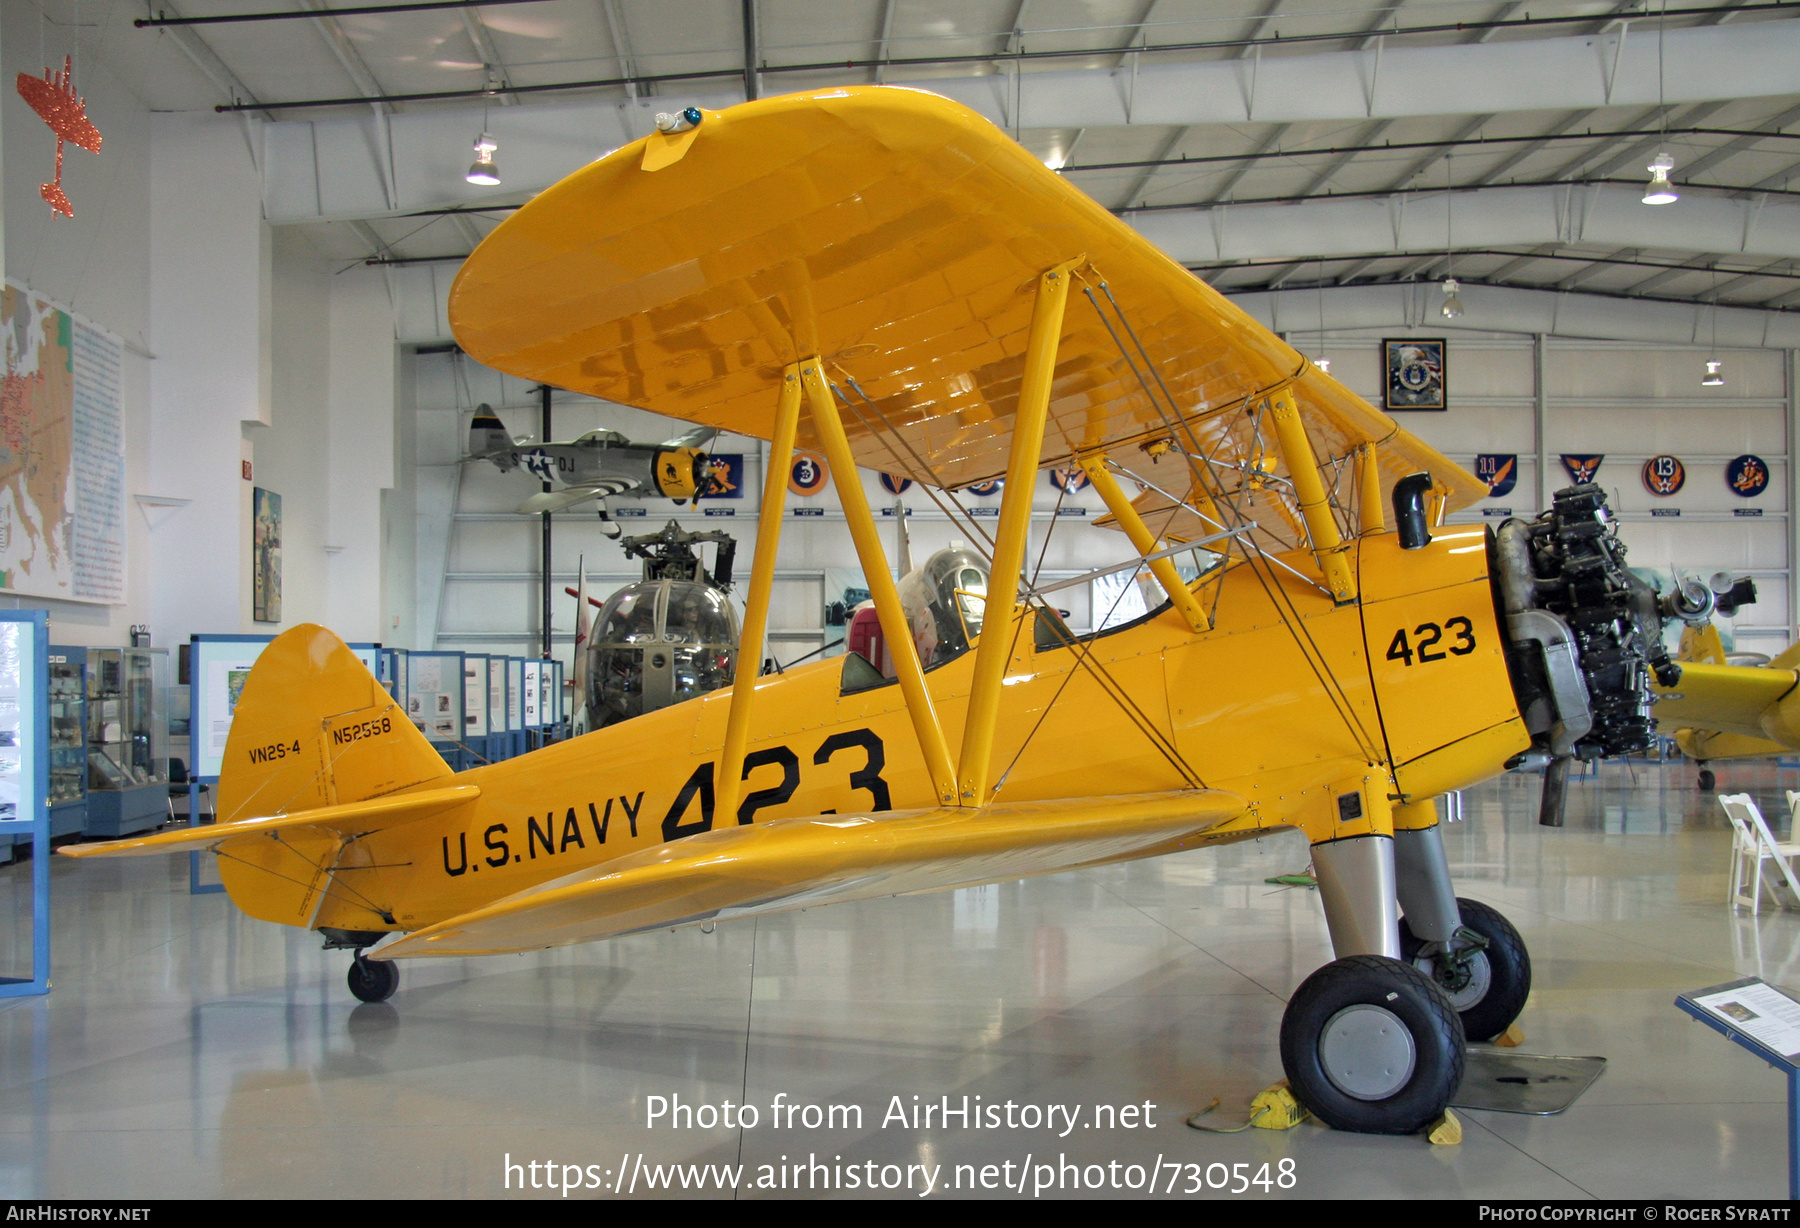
[16,55,102,219]
[62,87,1692,1136]
[465,407,719,537]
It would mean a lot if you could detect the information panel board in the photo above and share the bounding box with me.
[407,651,464,742]
[188,635,274,781]
[463,653,489,739]
[507,658,523,731]
[523,660,542,728]
[488,657,508,733]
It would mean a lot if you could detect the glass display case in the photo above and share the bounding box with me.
[84,646,170,837]
[46,646,86,837]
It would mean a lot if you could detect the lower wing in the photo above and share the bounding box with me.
[376,789,1243,959]
[515,481,634,514]
[1655,661,1800,743]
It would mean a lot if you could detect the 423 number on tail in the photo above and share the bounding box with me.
[1386,617,1476,666]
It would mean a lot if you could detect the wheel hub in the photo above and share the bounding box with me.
[1319,1004,1417,1101]
[1415,948,1493,1012]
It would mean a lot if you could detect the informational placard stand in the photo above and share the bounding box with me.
[507,658,524,759]
[523,660,543,751]
[462,652,490,764]
[406,650,465,769]
[379,647,409,704]
[0,612,51,997]
[487,657,508,763]
[187,634,275,895]
[552,661,567,741]
[344,643,381,686]
[1677,977,1800,1197]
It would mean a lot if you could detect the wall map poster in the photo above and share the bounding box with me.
[0,282,125,603]
[252,487,281,623]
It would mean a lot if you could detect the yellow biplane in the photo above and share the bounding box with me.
[62,88,1677,1136]
[1655,613,1800,790]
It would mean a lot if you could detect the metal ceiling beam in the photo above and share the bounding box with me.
[1623,254,1717,295]
[1679,101,1800,181]
[213,7,1800,115]
[1550,101,1732,182]
[1468,109,1597,186]
[1120,126,1193,209]
[874,0,897,83]
[1299,119,1396,196]
[742,0,760,102]
[459,8,515,105]
[1706,257,1795,296]
[1378,114,1496,192]
[1556,247,1641,289]
[600,0,641,102]
[300,0,392,113]
[1201,123,1289,205]
[145,0,271,117]
[1471,2,1529,43]
[1335,256,1383,284]
[1488,246,1559,282]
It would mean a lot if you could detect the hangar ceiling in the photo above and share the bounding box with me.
[30,0,1800,312]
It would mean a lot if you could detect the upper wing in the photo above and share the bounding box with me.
[449,87,1482,511]
[375,789,1243,959]
[515,483,632,514]
[1655,662,1800,743]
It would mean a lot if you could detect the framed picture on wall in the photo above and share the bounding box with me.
[1383,339,1447,411]
[252,487,281,623]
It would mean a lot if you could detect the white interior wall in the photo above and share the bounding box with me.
[1,6,152,649]
[1302,329,1796,651]
[419,330,1799,668]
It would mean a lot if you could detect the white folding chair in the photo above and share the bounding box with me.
[1719,794,1800,913]
[1786,789,1800,833]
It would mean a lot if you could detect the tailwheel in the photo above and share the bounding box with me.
[1400,898,1531,1043]
[347,953,399,1003]
[1698,769,1716,792]
[1279,955,1464,1135]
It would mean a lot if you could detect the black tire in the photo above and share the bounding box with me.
[1400,897,1531,1043]
[1698,769,1716,791]
[347,955,399,1003]
[1279,954,1465,1135]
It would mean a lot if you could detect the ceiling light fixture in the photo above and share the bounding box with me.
[466,131,500,186]
[1702,359,1725,387]
[1315,357,1332,374]
[1441,277,1464,320]
[1644,151,1678,204]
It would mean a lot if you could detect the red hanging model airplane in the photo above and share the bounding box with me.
[16,56,102,218]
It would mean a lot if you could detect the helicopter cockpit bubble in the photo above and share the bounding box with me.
[585,522,740,729]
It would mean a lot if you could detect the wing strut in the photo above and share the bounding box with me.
[958,259,1079,806]
[803,361,959,804]
[1076,455,1209,633]
[1268,388,1358,605]
[715,365,805,823]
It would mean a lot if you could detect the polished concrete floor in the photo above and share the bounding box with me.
[1,758,1797,1199]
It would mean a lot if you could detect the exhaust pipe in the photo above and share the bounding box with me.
[1392,472,1434,550]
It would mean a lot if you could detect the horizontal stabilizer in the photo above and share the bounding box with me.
[376,789,1242,959]
[58,784,481,859]
[515,483,631,514]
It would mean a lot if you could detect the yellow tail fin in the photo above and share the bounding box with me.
[213,624,457,929]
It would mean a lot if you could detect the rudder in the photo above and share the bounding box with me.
[215,625,453,930]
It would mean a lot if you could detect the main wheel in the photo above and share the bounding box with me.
[347,955,399,1003]
[1280,955,1464,1135]
[1400,897,1531,1043]
[1698,769,1716,791]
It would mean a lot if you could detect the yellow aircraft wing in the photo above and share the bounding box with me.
[449,86,1483,512]
[374,789,1243,959]
[1655,662,1800,743]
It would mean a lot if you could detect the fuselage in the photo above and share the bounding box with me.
[291,525,1528,937]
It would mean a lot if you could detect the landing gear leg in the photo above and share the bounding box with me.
[1395,820,1531,1042]
[1284,833,1465,1133]
[596,501,622,540]
[347,950,399,1003]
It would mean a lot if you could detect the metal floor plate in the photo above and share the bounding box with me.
[1450,1050,1608,1115]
